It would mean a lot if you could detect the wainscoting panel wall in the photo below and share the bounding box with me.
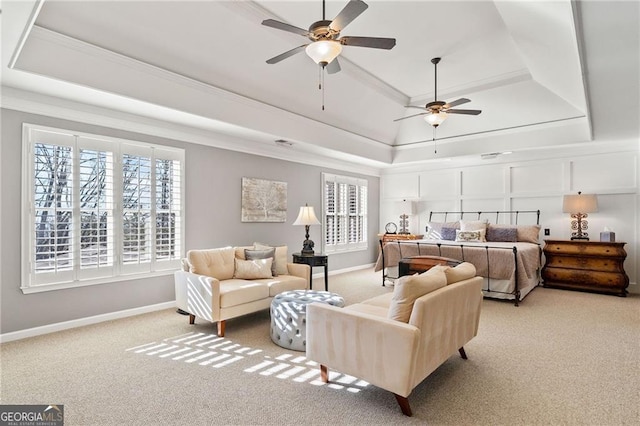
[380,148,638,292]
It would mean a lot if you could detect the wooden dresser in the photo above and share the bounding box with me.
[542,239,629,296]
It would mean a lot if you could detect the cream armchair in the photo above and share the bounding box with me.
[306,264,482,416]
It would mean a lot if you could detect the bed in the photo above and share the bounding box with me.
[375,210,543,306]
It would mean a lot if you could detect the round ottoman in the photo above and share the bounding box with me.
[270,290,345,351]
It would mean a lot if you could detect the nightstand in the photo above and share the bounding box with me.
[541,239,629,296]
[292,253,328,291]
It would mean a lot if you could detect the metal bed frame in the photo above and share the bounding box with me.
[379,210,542,306]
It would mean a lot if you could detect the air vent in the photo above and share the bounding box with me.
[481,152,500,160]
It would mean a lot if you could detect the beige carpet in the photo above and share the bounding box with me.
[1,268,639,425]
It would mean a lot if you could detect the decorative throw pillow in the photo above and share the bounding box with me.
[455,229,483,242]
[425,221,460,240]
[444,262,477,284]
[460,220,487,241]
[245,248,276,276]
[440,227,458,241]
[387,269,447,323]
[254,243,288,275]
[486,225,518,242]
[233,258,273,279]
[516,225,541,244]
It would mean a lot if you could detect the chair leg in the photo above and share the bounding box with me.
[394,394,412,417]
[217,320,226,337]
[459,346,467,359]
[320,365,328,383]
[189,314,195,325]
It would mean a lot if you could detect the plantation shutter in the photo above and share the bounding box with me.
[322,173,368,253]
[23,124,184,292]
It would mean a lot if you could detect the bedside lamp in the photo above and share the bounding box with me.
[293,204,321,255]
[395,199,416,235]
[562,192,598,240]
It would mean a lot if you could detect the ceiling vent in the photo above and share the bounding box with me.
[481,151,512,160]
[481,152,501,160]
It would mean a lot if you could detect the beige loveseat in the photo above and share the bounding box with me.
[306,263,482,416]
[174,245,309,336]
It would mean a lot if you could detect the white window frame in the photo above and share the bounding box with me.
[21,123,185,294]
[322,173,368,254]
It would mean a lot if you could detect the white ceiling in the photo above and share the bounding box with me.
[1,0,638,172]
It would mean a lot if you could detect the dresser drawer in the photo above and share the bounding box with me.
[542,266,629,288]
[544,241,626,258]
[543,256,625,273]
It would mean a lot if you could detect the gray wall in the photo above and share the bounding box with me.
[0,108,380,334]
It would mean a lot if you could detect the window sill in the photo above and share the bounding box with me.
[21,269,176,294]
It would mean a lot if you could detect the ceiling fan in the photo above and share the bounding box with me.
[395,57,482,128]
[261,0,396,74]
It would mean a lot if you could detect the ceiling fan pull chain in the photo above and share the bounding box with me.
[433,128,437,153]
[322,67,325,111]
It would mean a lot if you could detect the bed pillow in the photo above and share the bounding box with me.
[387,269,447,323]
[440,227,458,241]
[234,258,273,279]
[425,221,460,240]
[455,229,484,242]
[245,248,276,276]
[486,225,518,242]
[460,220,487,241]
[444,262,477,284]
[254,243,288,275]
[516,225,541,244]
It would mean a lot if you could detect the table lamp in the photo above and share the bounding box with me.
[562,192,598,240]
[395,199,416,235]
[293,204,321,255]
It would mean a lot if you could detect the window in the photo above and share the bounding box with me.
[22,124,184,293]
[322,173,368,253]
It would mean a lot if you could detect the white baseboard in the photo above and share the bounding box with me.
[1,263,377,343]
[0,301,176,343]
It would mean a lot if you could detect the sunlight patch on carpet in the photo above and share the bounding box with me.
[126,331,370,394]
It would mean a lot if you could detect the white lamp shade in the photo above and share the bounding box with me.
[424,111,448,127]
[563,193,598,213]
[395,200,416,215]
[305,40,342,65]
[293,205,321,226]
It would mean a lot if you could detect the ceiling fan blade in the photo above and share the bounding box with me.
[266,45,307,64]
[330,0,369,32]
[326,58,341,74]
[340,36,396,49]
[393,112,429,122]
[405,105,428,111]
[445,98,471,108]
[447,109,482,115]
[262,19,310,37]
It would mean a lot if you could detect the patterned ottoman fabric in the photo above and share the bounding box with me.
[270,290,345,351]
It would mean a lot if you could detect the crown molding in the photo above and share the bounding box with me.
[1,86,384,177]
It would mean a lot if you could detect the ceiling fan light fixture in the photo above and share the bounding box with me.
[424,111,448,127]
[305,40,342,65]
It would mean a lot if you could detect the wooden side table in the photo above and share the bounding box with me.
[541,239,629,296]
[292,253,328,291]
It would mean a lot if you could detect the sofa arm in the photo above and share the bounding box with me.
[174,271,221,322]
[286,262,311,288]
[306,303,420,397]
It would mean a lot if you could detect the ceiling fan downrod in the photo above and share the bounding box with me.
[432,57,441,101]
